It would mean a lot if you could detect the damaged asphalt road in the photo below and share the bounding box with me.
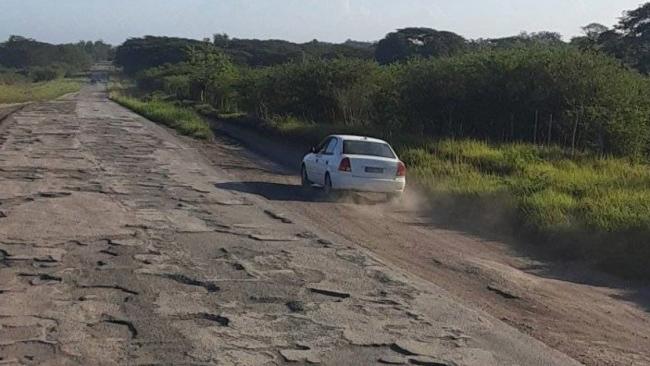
[0,84,582,365]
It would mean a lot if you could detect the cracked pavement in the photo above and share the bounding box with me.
[0,85,582,365]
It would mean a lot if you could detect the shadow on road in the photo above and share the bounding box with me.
[215,181,387,205]
[216,181,320,202]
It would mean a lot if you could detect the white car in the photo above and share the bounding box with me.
[301,135,406,199]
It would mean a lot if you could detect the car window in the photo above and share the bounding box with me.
[316,137,331,154]
[343,140,395,158]
[324,138,338,155]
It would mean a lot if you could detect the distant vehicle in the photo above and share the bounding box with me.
[301,135,406,200]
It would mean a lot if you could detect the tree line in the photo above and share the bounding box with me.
[114,35,374,74]
[0,36,113,83]
[115,3,650,159]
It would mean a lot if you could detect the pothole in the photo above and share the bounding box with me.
[309,287,350,299]
[175,313,230,327]
[100,317,138,339]
[79,284,139,295]
[159,273,220,293]
[18,273,62,286]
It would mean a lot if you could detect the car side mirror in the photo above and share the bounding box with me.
[310,146,316,153]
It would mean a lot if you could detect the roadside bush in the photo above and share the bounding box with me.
[238,58,380,125]
[29,66,64,82]
[394,47,650,157]
[135,48,239,113]
[0,69,27,84]
[235,47,650,158]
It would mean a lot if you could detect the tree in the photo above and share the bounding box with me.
[571,24,608,50]
[375,28,466,64]
[619,3,650,73]
[213,33,230,48]
[574,4,650,73]
[473,31,565,51]
[7,35,31,43]
[583,23,608,41]
[186,45,237,109]
[526,31,563,44]
[115,36,206,74]
[618,3,650,36]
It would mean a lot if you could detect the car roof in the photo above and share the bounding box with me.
[330,135,388,144]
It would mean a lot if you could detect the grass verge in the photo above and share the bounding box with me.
[217,114,650,278]
[0,79,82,104]
[110,93,212,140]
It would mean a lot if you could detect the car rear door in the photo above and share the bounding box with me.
[309,137,331,184]
[321,137,339,179]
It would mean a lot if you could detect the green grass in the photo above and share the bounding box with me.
[111,93,212,140]
[401,140,650,234]
[0,79,81,104]
[223,115,650,278]
[399,140,650,277]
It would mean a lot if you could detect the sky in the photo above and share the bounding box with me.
[0,0,644,45]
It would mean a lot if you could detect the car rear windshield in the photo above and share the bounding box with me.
[343,140,395,158]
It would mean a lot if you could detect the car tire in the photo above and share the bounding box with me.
[323,173,337,199]
[301,165,311,191]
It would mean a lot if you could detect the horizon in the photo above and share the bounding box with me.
[0,0,644,46]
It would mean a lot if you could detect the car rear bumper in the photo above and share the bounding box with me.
[332,173,406,193]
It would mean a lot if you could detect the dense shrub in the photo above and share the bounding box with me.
[0,68,28,84]
[234,47,650,158]
[392,47,650,157]
[29,66,64,82]
[238,58,380,125]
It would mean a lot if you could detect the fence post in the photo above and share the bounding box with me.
[533,110,538,144]
[547,114,553,146]
[571,107,580,156]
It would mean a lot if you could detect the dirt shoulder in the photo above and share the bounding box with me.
[206,118,650,366]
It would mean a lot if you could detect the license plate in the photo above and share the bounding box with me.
[365,167,384,174]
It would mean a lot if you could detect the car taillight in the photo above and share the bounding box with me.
[338,157,352,172]
[396,162,406,177]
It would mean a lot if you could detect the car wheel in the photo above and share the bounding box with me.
[323,173,335,198]
[301,165,311,191]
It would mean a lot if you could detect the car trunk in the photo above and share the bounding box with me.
[346,155,398,179]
